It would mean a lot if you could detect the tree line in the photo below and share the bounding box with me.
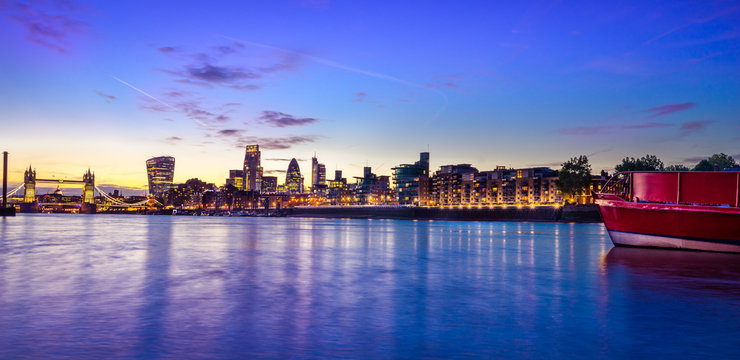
[613,153,737,172]
[557,153,738,203]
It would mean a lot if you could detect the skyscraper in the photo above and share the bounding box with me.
[146,156,175,198]
[312,156,318,188]
[243,145,263,192]
[311,155,326,192]
[286,158,303,193]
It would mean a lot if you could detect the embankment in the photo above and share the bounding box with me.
[287,205,601,223]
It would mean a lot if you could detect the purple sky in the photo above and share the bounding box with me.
[1,0,739,193]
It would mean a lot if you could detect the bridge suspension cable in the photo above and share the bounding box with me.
[4,183,24,198]
[94,186,162,207]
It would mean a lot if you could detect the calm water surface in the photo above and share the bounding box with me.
[0,214,739,359]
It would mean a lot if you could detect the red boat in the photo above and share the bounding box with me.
[593,171,740,253]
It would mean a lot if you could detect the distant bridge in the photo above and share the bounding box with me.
[6,166,161,212]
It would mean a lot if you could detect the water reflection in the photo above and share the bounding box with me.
[137,216,172,358]
[604,247,740,296]
[1,216,739,358]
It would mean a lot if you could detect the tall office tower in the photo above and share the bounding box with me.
[317,164,326,186]
[312,156,319,189]
[335,170,342,181]
[286,158,303,193]
[146,156,175,198]
[311,155,327,192]
[243,145,263,192]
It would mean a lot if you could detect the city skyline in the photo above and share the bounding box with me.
[2,1,739,190]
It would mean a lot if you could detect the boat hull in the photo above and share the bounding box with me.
[595,198,740,253]
[607,230,740,253]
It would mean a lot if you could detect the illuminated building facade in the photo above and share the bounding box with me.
[285,158,303,193]
[430,164,478,206]
[225,169,244,189]
[261,176,277,193]
[430,165,563,206]
[327,170,351,205]
[354,167,393,205]
[146,156,175,198]
[243,145,263,192]
[311,156,326,192]
[393,152,430,205]
[23,165,35,203]
[82,169,95,204]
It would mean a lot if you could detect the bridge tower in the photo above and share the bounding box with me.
[24,165,36,203]
[83,169,95,204]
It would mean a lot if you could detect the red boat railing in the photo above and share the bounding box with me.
[598,171,740,207]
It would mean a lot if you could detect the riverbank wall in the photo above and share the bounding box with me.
[287,205,602,223]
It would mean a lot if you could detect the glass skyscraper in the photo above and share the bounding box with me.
[243,145,263,192]
[311,155,326,192]
[146,156,175,198]
[286,158,303,193]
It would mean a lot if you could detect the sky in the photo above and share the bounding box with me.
[1,0,739,194]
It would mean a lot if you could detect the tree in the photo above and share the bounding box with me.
[692,153,737,171]
[557,155,592,203]
[665,164,690,171]
[614,154,664,172]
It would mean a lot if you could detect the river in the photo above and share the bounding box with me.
[1,214,738,359]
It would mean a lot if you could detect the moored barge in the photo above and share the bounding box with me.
[593,171,740,253]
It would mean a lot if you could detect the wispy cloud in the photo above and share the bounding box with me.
[162,136,182,145]
[644,102,695,118]
[622,121,671,129]
[662,52,723,74]
[680,120,713,135]
[424,82,458,89]
[108,73,220,129]
[353,92,366,102]
[217,129,244,137]
[624,5,740,57]
[3,0,89,53]
[94,90,116,102]
[236,135,318,150]
[157,42,301,91]
[137,89,233,126]
[643,5,740,47]
[265,158,307,162]
[587,148,613,157]
[559,121,677,136]
[264,169,287,175]
[161,64,261,90]
[558,126,609,136]
[219,35,449,123]
[682,155,709,163]
[258,111,318,128]
[157,46,179,54]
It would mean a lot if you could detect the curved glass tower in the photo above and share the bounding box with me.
[146,156,175,198]
[286,158,303,193]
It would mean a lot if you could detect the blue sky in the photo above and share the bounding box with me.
[1,0,739,193]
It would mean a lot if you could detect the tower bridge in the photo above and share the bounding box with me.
[21,166,96,213]
[10,166,160,213]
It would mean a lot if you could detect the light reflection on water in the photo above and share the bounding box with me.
[0,214,739,359]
